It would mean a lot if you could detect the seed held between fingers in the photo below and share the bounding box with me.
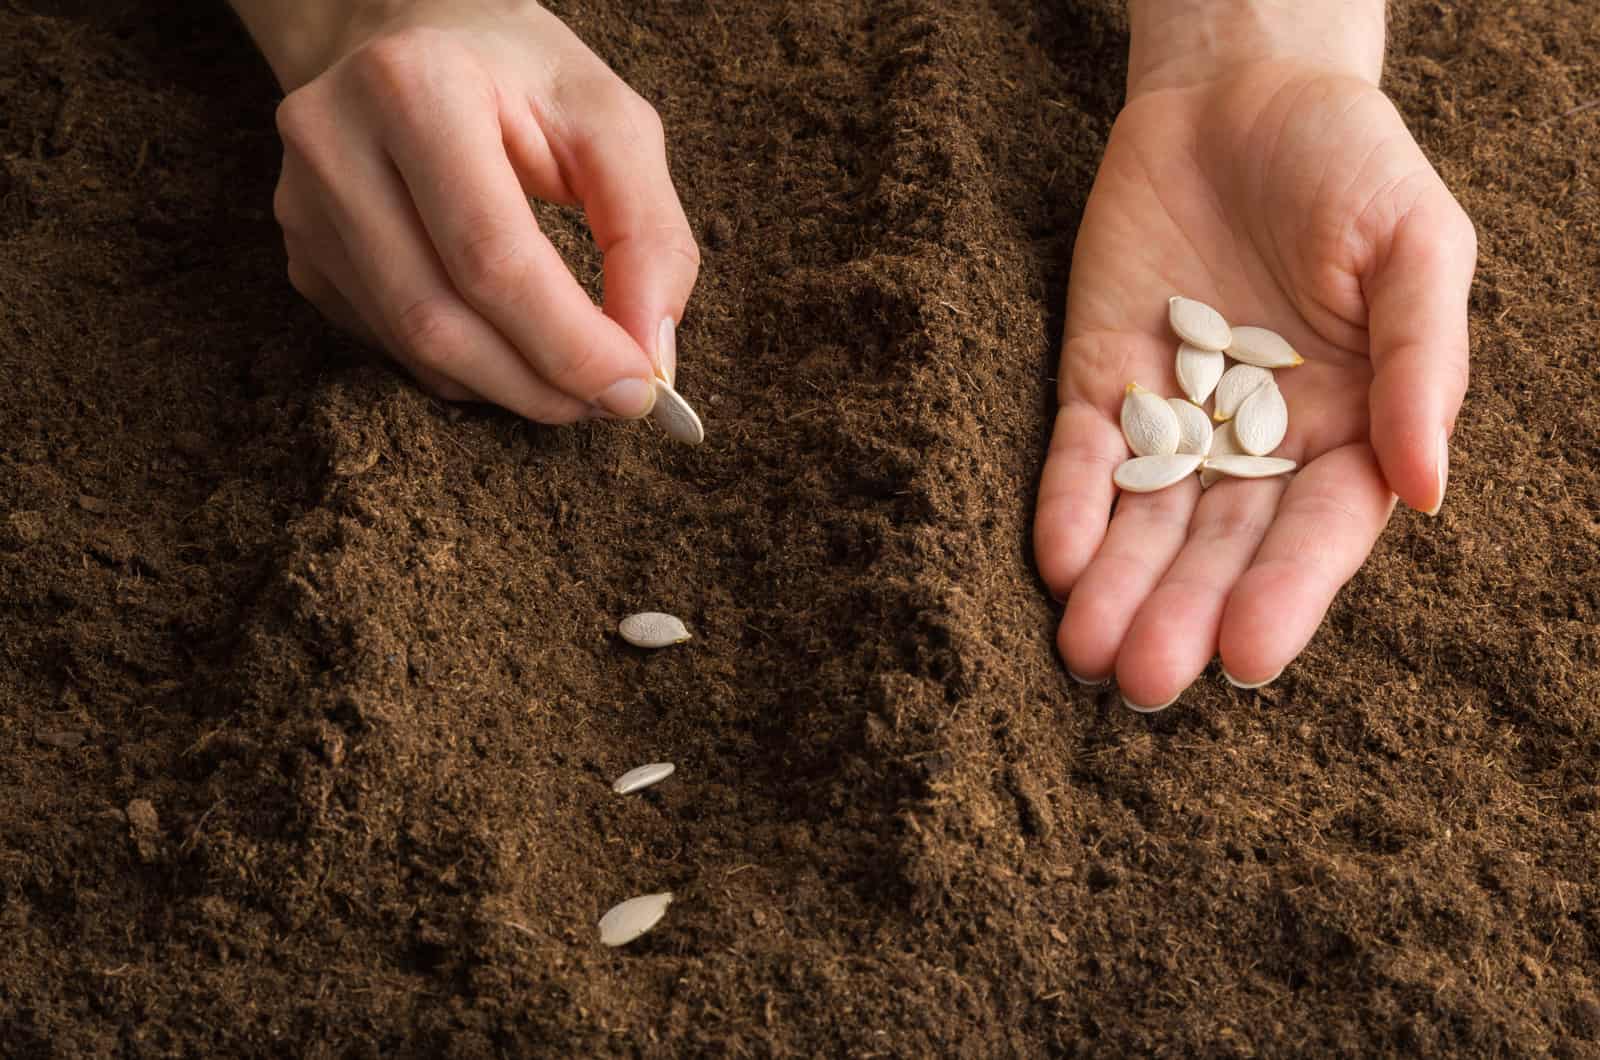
[650,380,704,444]
[1122,692,1180,714]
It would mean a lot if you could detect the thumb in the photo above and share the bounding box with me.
[1363,181,1477,515]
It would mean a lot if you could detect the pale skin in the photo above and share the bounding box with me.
[1038,0,1475,709]
[231,0,1476,712]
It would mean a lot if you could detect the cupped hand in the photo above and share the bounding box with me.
[268,0,698,421]
[1035,61,1476,710]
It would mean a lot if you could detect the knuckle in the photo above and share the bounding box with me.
[660,227,702,274]
[452,221,532,301]
[393,297,468,373]
[349,30,435,93]
[273,88,325,154]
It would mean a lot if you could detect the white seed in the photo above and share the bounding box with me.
[618,612,691,649]
[650,380,704,445]
[1212,364,1274,422]
[1175,343,1225,404]
[1233,382,1288,455]
[1113,453,1205,493]
[1199,422,1243,488]
[1168,296,1232,352]
[1201,454,1297,479]
[1119,383,1180,457]
[598,892,673,947]
[612,762,676,795]
[1227,326,1304,369]
[1167,398,1214,456]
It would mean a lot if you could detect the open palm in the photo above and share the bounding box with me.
[1035,62,1476,711]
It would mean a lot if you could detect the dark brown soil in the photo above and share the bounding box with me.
[3,1,1598,1055]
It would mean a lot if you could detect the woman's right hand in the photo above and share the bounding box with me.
[235,0,700,421]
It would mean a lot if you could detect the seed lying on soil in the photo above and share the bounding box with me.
[1201,454,1297,479]
[1168,296,1232,352]
[599,892,673,947]
[1233,382,1288,455]
[1114,452,1205,493]
[1199,421,1243,488]
[1120,383,1180,456]
[650,380,704,445]
[613,762,676,795]
[618,612,692,648]
[1175,342,1225,405]
[1167,398,1214,456]
[1211,364,1275,422]
[1226,325,1304,369]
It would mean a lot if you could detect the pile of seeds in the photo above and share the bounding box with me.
[595,611,693,947]
[1113,296,1301,494]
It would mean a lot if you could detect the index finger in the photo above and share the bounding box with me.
[373,54,658,418]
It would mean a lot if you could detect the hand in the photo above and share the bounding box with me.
[1034,59,1476,710]
[235,0,699,421]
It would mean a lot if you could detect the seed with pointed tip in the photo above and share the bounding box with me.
[1201,454,1297,479]
[1175,343,1225,404]
[1212,364,1274,422]
[1168,296,1232,352]
[618,612,691,648]
[1227,326,1304,368]
[1114,453,1205,493]
[613,763,676,795]
[599,893,673,947]
[1234,382,1288,455]
[650,380,704,444]
[1167,398,1214,456]
[1120,383,1181,457]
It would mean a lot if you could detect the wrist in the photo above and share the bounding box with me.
[228,0,408,91]
[1127,0,1386,100]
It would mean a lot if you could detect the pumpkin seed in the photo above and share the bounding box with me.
[1168,296,1232,352]
[1226,326,1304,368]
[618,612,692,649]
[1211,364,1274,422]
[1200,454,1297,479]
[1114,452,1205,493]
[599,892,673,947]
[1199,422,1242,488]
[1167,398,1214,456]
[1175,342,1225,404]
[650,380,704,445]
[1120,383,1181,457]
[1233,382,1288,455]
[613,762,676,795]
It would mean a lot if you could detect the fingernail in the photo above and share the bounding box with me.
[1068,670,1109,687]
[596,377,656,419]
[1122,693,1179,715]
[656,317,677,387]
[1426,430,1449,517]
[1221,666,1283,690]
